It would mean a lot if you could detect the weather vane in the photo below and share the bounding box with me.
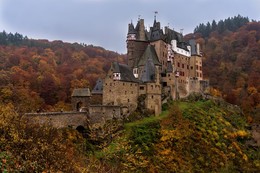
[154,11,158,20]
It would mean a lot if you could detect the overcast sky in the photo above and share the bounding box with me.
[0,0,260,53]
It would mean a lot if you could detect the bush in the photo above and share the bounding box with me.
[128,120,161,155]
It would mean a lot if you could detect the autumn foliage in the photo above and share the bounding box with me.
[187,16,260,121]
[0,36,125,112]
[81,99,259,172]
[0,103,87,172]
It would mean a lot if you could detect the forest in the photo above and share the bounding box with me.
[0,34,125,113]
[0,15,259,172]
[188,15,260,122]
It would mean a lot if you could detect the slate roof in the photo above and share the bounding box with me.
[137,45,161,67]
[141,57,156,82]
[92,78,103,94]
[112,62,139,83]
[189,39,198,55]
[128,22,136,34]
[128,19,192,52]
[71,88,91,97]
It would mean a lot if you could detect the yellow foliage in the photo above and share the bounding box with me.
[243,154,248,162]
[160,149,171,155]
[247,86,257,95]
[210,87,222,97]
[236,130,249,138]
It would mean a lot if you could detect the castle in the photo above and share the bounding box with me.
[74,17,209,116]
[25,17,209,132]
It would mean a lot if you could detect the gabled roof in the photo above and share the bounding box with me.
[92,78,103,94]
[72,88,91,97]
[137,44,161,67]
[112,62,139,83]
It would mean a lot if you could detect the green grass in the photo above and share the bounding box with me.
[125,110,168,129]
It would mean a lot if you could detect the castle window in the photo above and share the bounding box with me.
[140,86,144,90]
[123,83,125,86]
[130,83,132,86]
[200,66,202,71]
[168,74,170,77]
[187,65,189,69]
[182,64,184,68]
[191,66,193,70]
[151,95,154,99]
[178,62,180,67]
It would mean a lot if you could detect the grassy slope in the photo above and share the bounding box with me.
[87,100,259,173]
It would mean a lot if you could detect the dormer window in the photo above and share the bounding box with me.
[133,68,138,78]
[113,73,121,80]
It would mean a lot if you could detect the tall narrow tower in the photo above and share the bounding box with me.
[126,19,149,69]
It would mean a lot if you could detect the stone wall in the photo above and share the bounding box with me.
[151,40,168,72]
[145,82,162,115]
[162,72,176,99]
[103,78,139,112]
[189,55,203,80]
[24,112,89,129]
[71,96,90,111]
[88,105,121,126]
[188,78,201,94]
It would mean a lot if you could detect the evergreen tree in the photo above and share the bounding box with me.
[211,20,217,31]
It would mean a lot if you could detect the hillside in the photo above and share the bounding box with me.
[1,97,258,172]
[84,98,259,172]
[0,34,126,112]
[186,15,260,122]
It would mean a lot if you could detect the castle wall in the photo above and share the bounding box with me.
[162,72,176,99]
[145,83,162,115]
[103,78,139,112]
[90,94,102,105]
[188,79,201,93]
[150,40,168,72]
[138,84,147,95]
[71,96,90,111]
[189,55,203,80]
[24,112,89,129]
[88,105,121,125]
[174,54,190,97]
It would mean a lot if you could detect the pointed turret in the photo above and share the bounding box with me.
[127,21,137,40]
